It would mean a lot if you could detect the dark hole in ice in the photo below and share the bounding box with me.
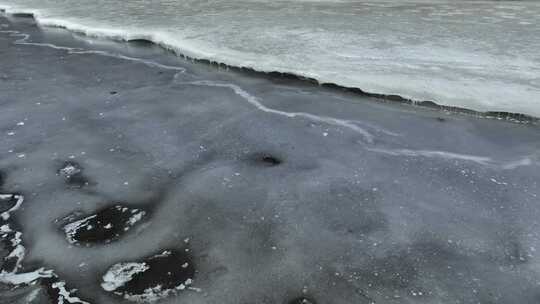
[102,249,195,301]
[110,91,118,95]
[57,161,90,188]
[60,204,147,246]
[288,297,316,304]
[250,153,283,167]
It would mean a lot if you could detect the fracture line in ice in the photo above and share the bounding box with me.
[367,148,538,169]
[0,29,186,72]
[182,80,375,143]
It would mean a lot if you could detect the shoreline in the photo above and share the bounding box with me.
[0,8,538,124]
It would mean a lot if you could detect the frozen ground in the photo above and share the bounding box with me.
[0,0,539,117]
[1,15,540,304]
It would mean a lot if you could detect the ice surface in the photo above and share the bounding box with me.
[0,0,539,116]
[1,15,540,304]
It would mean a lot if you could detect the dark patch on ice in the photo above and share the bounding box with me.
[110,91,118,95]
[127,39,155,47]
[0,170,5,189]
[288,296,316,304]
[249,153,283,167]
[102,249,195,301]
[0,194,18,214]
[10,13,35,18]
[57,161,91,188]
[1,255,18,273]
[503,239,529,265]
[59,204,147,246]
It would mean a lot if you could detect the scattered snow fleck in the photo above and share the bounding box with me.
[490,178,508,185]
[155,250,172,258]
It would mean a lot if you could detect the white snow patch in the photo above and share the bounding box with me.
[52,281,90,304]
[0,268,54,285]
[127,211,146,226]
[1,194,24,221]
[62,214,97,244]
[101,262,149,292]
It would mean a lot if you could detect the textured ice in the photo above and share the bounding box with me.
[1,14,540,304]
[0,0,539,116]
